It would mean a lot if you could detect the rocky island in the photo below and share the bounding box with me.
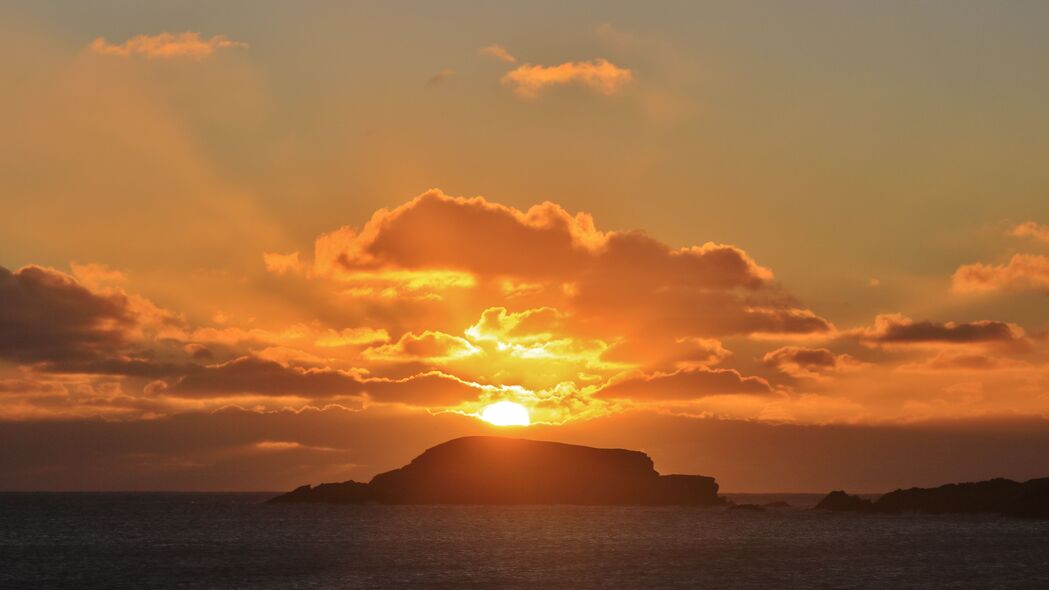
[270,436,725,506]
[816,476,1049,518]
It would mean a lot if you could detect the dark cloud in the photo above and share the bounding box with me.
[594,367,773,401]
[763,346,865,379]
[168,356,482,406]
[0,265,135,364]
[855,314,1025,346]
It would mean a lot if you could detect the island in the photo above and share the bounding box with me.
[269,436,726,505]
[815,476,1049,518]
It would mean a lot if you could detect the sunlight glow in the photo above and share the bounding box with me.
[479,401,531,427]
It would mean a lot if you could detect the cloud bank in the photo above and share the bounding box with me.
[502,59,633,98]
[89,32,246,60]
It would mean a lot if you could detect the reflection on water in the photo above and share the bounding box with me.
[1,493,1048,588]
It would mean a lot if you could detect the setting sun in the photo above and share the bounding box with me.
[479,401,531,427]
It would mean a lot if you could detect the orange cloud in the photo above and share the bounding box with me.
[88,32,247,60]
[189,324,312,347]
[314,327,390,347]
[1010,221,1049,243]
[309,191,835,354]
[763,346,866,379]
[32,192,1038,424]
[897,351,1032,373]
[364,331,479,363]
[602,337,730,370]
[479,44,517,63]
[263,251,302,275]
[952,254,1049,294]
[501,59,633,98]
[70,262,126,290]
[316,190,611,276]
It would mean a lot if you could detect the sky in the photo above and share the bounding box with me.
[2,1,1049,492]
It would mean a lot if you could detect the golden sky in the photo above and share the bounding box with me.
[2,1,1049,491]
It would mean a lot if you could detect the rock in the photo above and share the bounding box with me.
[269,481,372,504]
[874,478,1023,514]
[814,490,874,512]
[729,503,766,512]
[652,474,724,506]
[1007,477,1049,518]
[874,476,1049,517]
[269,436,725,506]
[813,477,1049,518]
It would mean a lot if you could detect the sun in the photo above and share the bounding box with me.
[479,401,531,427]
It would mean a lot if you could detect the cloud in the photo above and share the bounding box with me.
[602,336,730,370]
[426,68,456,87]
[314,327,390,347]
[897,352,1032,373]
[318,190,768,287]
[189,324,312,347]
[309,190,830,342]
[0,265,137,364]
[70,262,126,290]
[670,338,732,368]
[88,32,247,60]
[363,331,479,363]
[167,356,483,406]
[952,254,1049,294]
[263,252,302,275]
[1010,221,1049,243]
[465,307,565,344]
[501,59,633,98]
[594,367,773,401]
[853,314,1026,348]
[763,346,866,379]
[479,44,517,63]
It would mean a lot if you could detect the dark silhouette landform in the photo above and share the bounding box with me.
[816,477,1049,518]
[270,436,725,505]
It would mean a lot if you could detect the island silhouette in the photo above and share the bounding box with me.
[816,477,1049,518]
[270,436,726,505]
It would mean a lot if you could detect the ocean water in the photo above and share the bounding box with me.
[1,493,1048,589]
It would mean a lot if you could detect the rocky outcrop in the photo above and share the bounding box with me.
[814,476,1049,517]
[875,478,1023,515]
[271,481,371,504]
[814,491,874,512]
[270,436,725,506]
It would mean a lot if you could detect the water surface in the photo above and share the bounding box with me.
[1,493,1047,588]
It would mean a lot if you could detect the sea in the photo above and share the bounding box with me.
[1,492,1048,589]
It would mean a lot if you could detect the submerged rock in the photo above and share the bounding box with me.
[729,503,766,512]
[270,436,725,506]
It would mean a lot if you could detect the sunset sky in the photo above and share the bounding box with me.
[3,1,1049,492]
